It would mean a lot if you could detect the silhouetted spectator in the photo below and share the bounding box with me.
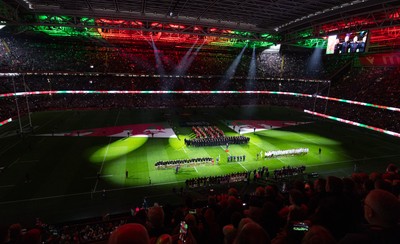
[234,222,270,244]
[302,225,336,244]
[108,223,150,244]
[339,189,400,244]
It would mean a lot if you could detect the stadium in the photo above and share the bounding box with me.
[0,0,399,243]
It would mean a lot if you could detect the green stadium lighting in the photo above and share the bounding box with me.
[33,25,102,37]
[295,38,327,48]
[80,17,95,25]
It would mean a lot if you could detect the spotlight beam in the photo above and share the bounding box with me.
[246,46,257,89]
[174,39,198,76]
[178,40,206,76]
[150,36,166,79]
[221,44,248,83]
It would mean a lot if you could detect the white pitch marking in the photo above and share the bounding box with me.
[17,160,39,163]
[85,174,113,180]
[238,162,248,171]
[8,158,20,168]
[93,110,120,193]
[0,185,15,188]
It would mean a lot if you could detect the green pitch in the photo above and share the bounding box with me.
[0,107,399,225]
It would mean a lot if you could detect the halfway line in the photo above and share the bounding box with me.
[0,185,15,188]
[7,158,20,168]
[93,110,121,193]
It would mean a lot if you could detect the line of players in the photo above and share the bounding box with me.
[155,157,213,169]
[227,155,246,162]
[184,135,250,147]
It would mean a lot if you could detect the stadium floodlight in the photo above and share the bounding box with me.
[22,0,34,9]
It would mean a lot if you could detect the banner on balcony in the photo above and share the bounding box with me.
[359,53,400,66]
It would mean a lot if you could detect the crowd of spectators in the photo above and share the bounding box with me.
[308,66,400,133]
[0,31,338,80]
[1,24,400,244]
[258,51,330,79]
[1,217,128,244]
[317,101,400,132]
[0,73,328,124]
[0,92,318,125]
[0,32,250,76]
[184,135,250,147]
[329,67,400,107]
[155,157,213,169]
[1,30,399,134]
[0,74,327,93]
[2,163,399,244]
[2,78,396,134]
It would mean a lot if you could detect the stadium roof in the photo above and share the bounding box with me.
[1,0,399,47]
[1,0,399,32]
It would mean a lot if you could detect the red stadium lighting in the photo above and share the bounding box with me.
[169,24,185,29]
[369,27,400,44]
[151,22,162,27]
[97,19,125,25]
[389,11,400,20]
[130,21,143,26]
[321,18,374,33]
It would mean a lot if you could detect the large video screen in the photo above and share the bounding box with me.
[326,31,368,55]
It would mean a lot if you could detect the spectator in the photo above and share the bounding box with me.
[339,189,400,244]
[302,225,336,244]
[308,178,327,215]
[155,234,172,244]
[234,222,270,244]
[22,229,41,244]
[108,223,150,244]
[279,189,308,223]
[6,224,22,244]
[147,206,168,240]
[311,176,360,240]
